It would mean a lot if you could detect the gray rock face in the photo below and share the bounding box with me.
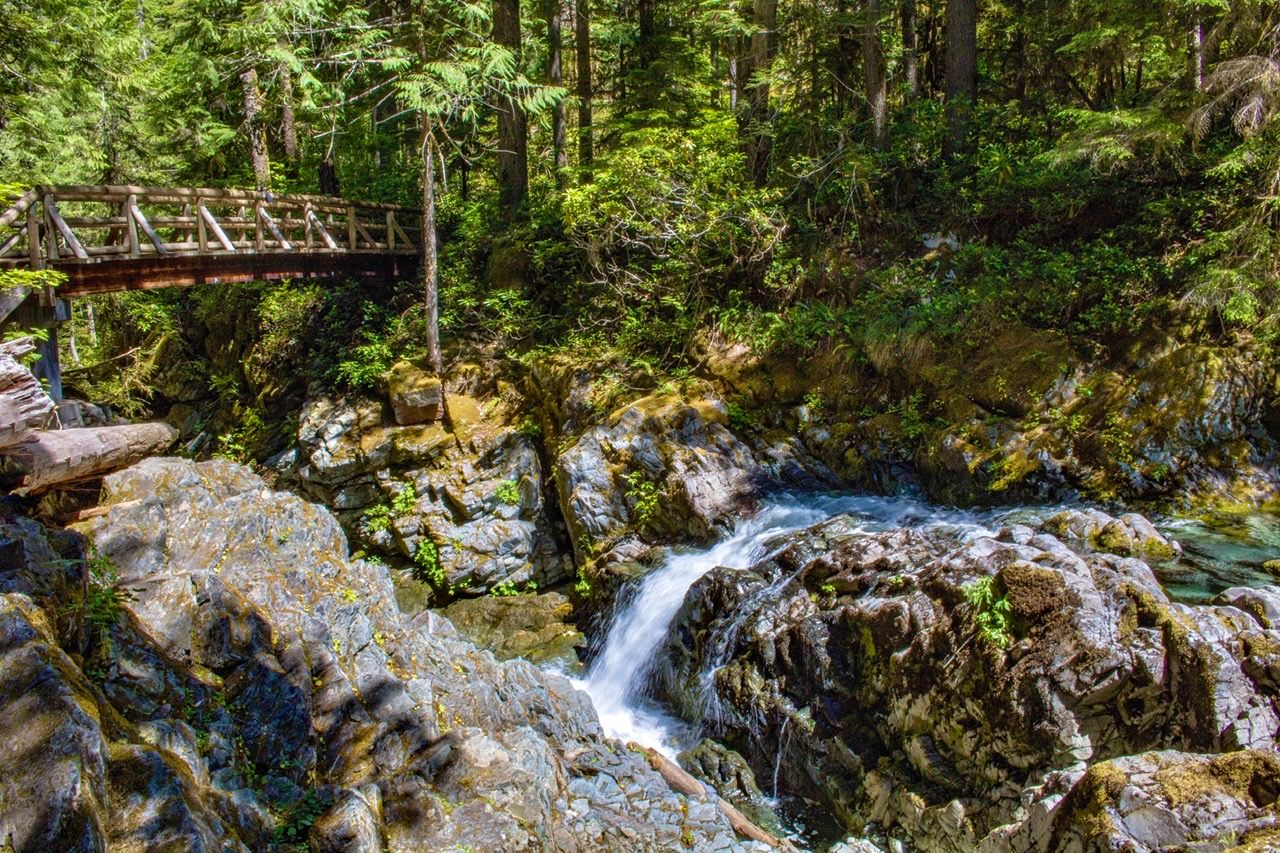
[660,512,1280,850]
[0,593,108,853]
[1030,750,1280,852]
[552,393,835,563]
[286,393,565,593]
[72,457,751,851]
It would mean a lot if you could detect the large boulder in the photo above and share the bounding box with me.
[78,457,756,851]
[659,510,1280,850]
[386,360,443,426]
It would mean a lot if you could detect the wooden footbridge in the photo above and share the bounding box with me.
[0,185,423,398]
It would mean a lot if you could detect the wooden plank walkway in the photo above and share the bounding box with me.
[0,185,422,299]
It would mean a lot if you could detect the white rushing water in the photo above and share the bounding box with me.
[575,492,1001,757]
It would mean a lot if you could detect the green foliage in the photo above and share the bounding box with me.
[412,539,446,588]
[494,479,521,506]
[391,482,418,516]
[272,790,327,846]
[963,577,1013,650]
[363,503,393,534]
[83,548,129,634]
[623,471,660,529]
[486,573,537,594]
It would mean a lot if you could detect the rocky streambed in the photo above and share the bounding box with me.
[8,335,1280,851]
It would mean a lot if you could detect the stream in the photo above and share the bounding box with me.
[568,492,1279,847]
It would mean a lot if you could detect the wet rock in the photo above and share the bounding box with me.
[661,514,1280,849]
[442,591,584,666]
[0,593,108,852]
[1041,507,1181,560]
[386,360,443,425]
[1038,750,1280,851]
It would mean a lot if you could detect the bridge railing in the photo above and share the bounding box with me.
[0,186,422,269]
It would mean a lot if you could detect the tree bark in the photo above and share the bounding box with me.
[421,121,443,376]
[279,63,300,178]
[901,0,918,99]
[738,0,777,186]
[863,0,889,148]
[0,338,54,450]
[1190,11,1206,91]
[494,0,528,217]
[240,67,272,189]
[8,422,178,495]
[944,0,977,158]
[575,0,593,173]
[546,0,568,184]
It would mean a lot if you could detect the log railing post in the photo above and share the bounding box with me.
[386,211,396,250]
[27,204,41,269]
[196,201,209,252]
[347,206,358,250]
[303,202,313,250]
[42,195,60,262]
[254,201,265,251]
[124,194,141,257]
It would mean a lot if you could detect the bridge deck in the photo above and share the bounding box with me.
[1,185,423,299]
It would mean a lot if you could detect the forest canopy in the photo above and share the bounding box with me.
[3,0,1280,373]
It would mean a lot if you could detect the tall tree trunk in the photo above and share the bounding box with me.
[637,0,657,71]
[739,0,777,186]
[862,0,889,148]
[421,121,442,376]
[901,0,918,99]
[319,158,340,195]
[575,0,593,174]
[943,0,977,158]
[836,0,857,119]
[279,63,300,178]
[1191,10,1206,91]
[546,0,568,184]
[494,0,528,216]
[240,67,272,189]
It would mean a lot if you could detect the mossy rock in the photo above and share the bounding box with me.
[386,360,443,426]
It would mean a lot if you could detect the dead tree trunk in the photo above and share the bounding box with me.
[240,67,272,189]
[575,0,593,173]
[0,338,55,449]
[8,422,178,494]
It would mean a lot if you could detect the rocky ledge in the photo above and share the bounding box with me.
[659,508,1280,851]
[0,457,763,851]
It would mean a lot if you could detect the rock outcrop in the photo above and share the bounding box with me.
[277,393,566,594]
[659,507,1280,850]
[0,458,762,851]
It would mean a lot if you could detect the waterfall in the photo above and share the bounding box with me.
[575,492,998,758]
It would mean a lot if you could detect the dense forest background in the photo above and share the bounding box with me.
[3,0,1280,452]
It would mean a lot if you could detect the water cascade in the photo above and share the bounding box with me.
[577,492,1001,756]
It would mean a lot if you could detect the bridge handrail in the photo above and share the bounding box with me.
[6,185,420,217]
[0,184,422,270]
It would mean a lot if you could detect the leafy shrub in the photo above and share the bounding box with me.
[494,479,521,506]
[963,576,1013,649]
[624,470,660,529]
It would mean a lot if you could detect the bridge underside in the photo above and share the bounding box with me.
[52,251,422,298]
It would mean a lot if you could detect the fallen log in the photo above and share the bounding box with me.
[0,337,54,448]
[7,422,177,494]
[633,743,796,851]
